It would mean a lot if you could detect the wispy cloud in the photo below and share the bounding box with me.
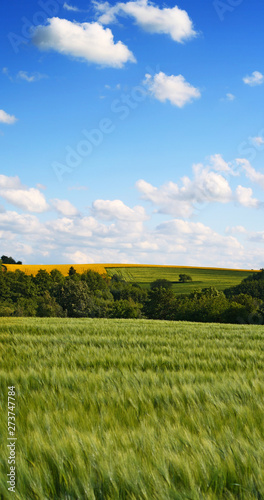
[226,93,235,101]
[68,185,88,191]
[251,136,264,147]
[63,2,81,12]
[17,71,47,83]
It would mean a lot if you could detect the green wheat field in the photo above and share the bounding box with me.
[105,266,255,294]
[1,317,264,499]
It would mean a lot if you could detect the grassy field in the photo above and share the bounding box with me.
[106,266,256,295]
[1,318,264,499]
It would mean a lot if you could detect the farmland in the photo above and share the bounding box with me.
[1,317,264,499]
[3,263,107,277]
[105,265,257,295]
[4,263,258,295]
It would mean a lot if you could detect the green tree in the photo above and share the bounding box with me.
[144,287,176,320]
[179,274,192,283]
[58,280,93,317]
[37,291,64,317]
[109,298,143,319]
[1,255,22,264]
[68,266,77,278]
[81,270,109,293]
[34,269,53,294]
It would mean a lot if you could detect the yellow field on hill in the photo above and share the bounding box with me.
[4,263,107,276]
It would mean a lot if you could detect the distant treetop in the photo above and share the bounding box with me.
[1,255,22,265]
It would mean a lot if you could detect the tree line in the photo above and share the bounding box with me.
[0,263,263,324]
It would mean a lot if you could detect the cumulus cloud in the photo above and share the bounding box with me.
[243,71,264,86]
[1,205,247,267]
[0,188,49,213]
[0,197,263,268]
[0,175,49,213]
[144,72,201,108]
[32,17,136,68]
[0,211,45,234]
[235,185,258,208]
[0,175,22,189]
[63,250,95,263]
[95,0,197,43]
[0,109,17,125]
[208,154,233,174]
[91,199,148,221]
[136,162,233,217]
[51,198,79,216]
[136,155,264,216]
[155,219,243,264]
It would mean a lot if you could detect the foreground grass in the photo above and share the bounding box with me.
[0,318,264,499]
[105,266,255,294]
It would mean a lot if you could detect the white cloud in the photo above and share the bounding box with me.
[136,163,233,217]
[91,199,148,221]
[95,0,197,43]
[235,185,258,208]
[0,175,22,189]
[144,72,200,108]
[0,211,45,234]
[51,199,79,216]
[136,156,264,215]
[0,175,49,213]
[236,158,264,189]
[63,250,95,263]
[0,188,49,213]
[0,201,262,269]
[17,71,47,83]
[32,17,136,68]
[243,71,264,86]
[136,179,193,217]
[63,2,80,11]
[0,109,17,125]
[208,154,232,174]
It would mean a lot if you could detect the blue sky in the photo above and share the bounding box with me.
[0,0,264,268]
